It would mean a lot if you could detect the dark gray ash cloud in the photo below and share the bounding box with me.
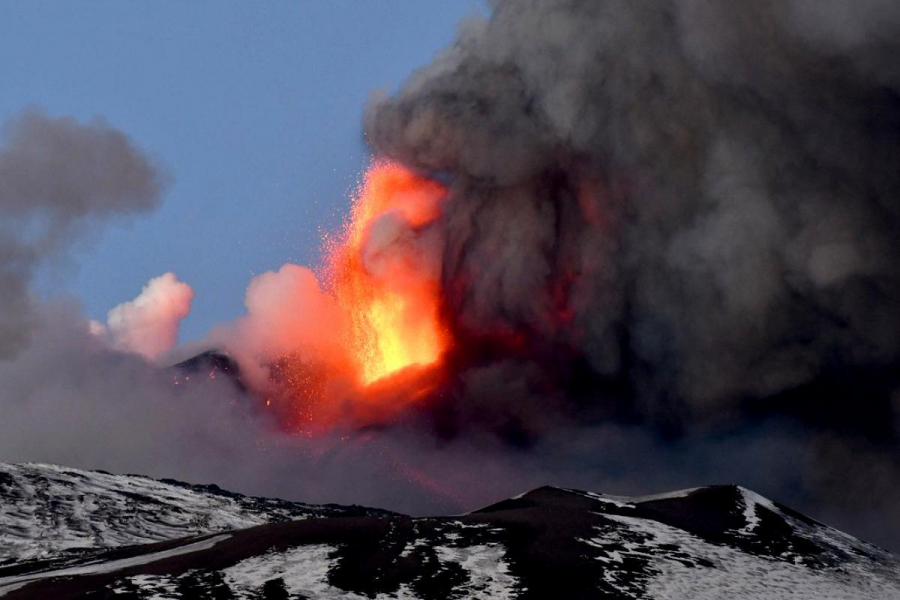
[364,0,900,547]
[366,0,900,418]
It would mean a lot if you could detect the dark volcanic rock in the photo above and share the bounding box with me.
[170,350,246,392]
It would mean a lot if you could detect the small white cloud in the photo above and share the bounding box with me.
[106,273,194,362]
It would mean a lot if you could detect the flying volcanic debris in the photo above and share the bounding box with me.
[210,162,452,430]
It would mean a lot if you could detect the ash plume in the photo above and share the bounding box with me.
[363,0,900,544]
[365,0,900,425]
[0,109,164,359]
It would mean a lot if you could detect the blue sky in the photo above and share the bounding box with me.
[0,1,485,342]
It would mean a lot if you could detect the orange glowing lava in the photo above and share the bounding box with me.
[326,162,450,385]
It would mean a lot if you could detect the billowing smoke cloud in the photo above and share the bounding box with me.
[0,109,164,359]
[100,272,195,362]
[215,265,344,369]
[366,0,900,420]
[202,263,353,404]
[361,0,900,545]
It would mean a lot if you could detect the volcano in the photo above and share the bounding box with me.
[0,1,898,595]
[1,463,898,599]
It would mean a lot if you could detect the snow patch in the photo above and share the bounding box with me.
[433,543,519,599]
[0,534,230,597]
[584,514,900,599]
[570,486,701,508]
[113,574,179,599]
[735,487,777,536]
[0,462,323,564]
[222,545,422,600]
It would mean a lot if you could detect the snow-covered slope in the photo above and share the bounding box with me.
[0,462,392,565]
[0,469,897,599]
[568,486,900,599]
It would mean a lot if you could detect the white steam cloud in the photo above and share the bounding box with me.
[101,272,195,362]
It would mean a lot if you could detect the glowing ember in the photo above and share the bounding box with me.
[326,162,449,385]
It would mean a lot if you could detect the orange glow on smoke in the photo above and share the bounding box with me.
[326,162,449,386]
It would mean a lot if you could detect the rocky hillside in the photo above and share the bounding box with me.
[0,464,897,599]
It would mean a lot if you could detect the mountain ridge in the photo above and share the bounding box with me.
[0,462,394,567]
[0,463,897,599]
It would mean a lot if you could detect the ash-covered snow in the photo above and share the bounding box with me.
[433,543,518,599]
[588,514,900,600]
[222,545,347,599]
[1,476,897,599]
[0,462,386,565]
[735,487,774,537]
[572,487,701,508]
[222,544,450,600]
[0,534,230,597]
[113,574,180,600]
[102,541,519,599]
[570,484,900,599]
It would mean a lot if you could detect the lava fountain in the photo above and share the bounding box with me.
[326,162,450,386]
[242,162,454,430]
[245,161,454,432]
